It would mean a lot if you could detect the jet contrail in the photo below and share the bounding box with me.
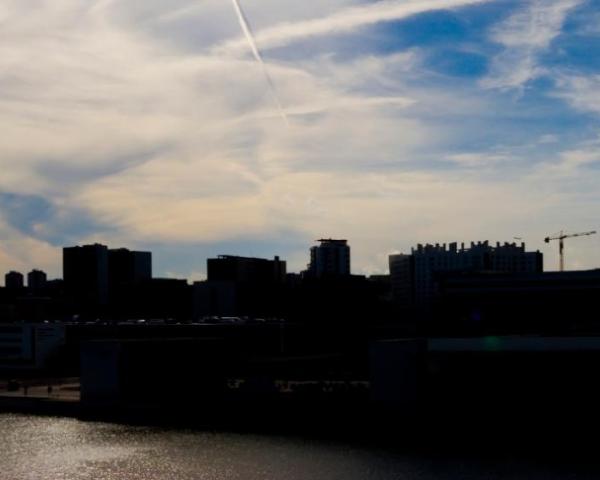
[230,0,289,125]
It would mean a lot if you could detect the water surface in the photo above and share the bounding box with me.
[0,414,596,479]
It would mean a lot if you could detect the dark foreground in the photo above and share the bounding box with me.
[2,392,600,464]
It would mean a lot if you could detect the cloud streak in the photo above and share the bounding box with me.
[216,0,493,55]
[230,0,288,124]
[1,0,600,277]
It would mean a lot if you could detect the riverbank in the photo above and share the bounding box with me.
[3,391,600,461]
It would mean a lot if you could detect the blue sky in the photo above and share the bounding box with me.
[1,0,600,280]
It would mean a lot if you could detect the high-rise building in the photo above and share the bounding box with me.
[106,248,152,317]
[63,244,109,308]
[5,271,24,289]
[27,270,47,292]
[389,241,543,306]
[108,248,152,287]
[308,239,350,277]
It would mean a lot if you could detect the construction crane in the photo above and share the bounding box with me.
[544,230,597,271]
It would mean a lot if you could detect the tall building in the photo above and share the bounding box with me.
[27,270,47,292]
[389,241,543,306]
[106,248,152,317]
[308,239,351,277]
[108,248,152,287]
[63,244,109,308]
[5,271,24,289]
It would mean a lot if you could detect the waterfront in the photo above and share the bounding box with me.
[1,413,599,480]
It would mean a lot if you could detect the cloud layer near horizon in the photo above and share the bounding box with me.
[1,0,600,280]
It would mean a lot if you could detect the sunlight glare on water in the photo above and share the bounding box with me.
[0,414,594,480]
[0,414,406,480]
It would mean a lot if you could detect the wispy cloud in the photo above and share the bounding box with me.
[553,74,600,114]
[482,0,582,90]
[1,0,600,277]
[445,152,513,167]
[215,0,493,55]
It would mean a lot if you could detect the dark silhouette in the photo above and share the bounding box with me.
[307,239,350,277]
[2,237,600,441]
[27,270,47,293]
[5,271,24,290]
[63,244,109,316]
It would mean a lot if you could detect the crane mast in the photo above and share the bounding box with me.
[544,230,597,271]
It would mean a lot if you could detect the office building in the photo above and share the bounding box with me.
[63,243,109,308]
[108,248,152,287]
[308,239,350,277]
[389,241,543,306]
[206,255,286,316]
[106,248,152,317]
[5,271,24,289]
[207,255,286,284]
[0,323,65,370]
[27,269,47,292]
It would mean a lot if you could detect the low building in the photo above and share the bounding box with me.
[205,255,287,317]
[434,269,600,335]
[0,323,65,370]
[207,255,286,284]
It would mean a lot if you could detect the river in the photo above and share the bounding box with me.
[0,413,597,479]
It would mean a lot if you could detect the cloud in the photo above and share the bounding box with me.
[0,218,61,279]
[1,0,600,277]
[553,74,600,114]
[445,152,513,167]
[538,134,559,144]
[482,0,582,90]
[0,192,114,248]
[0,1,433,277]
[214,0,493,55]
[544,143,600,175]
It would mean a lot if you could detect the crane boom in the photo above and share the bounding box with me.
[544,230,596,242]
[544,230,597,271]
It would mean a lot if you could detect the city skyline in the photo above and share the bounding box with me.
[1,0,600,279]
[0,232,594,282]
[1,237,551,287]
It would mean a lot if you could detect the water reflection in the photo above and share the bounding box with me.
[0,414,596,480]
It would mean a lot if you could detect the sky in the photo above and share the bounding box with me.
[1,0,600,281]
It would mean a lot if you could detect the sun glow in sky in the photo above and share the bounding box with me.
[1,0,600,280]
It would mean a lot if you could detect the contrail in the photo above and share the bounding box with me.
[230,0,289,125]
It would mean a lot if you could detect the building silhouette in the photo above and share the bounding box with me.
[106,248,152,319]
[198,255,287,317]
[390,241,543,306]
[308,239,350,277]
[138,278,190,321]
[63,244,109,312]
[5,271,24,289]
[63,244,155,318]
[108,248,152,286]
[27,269,47,292]
[207,255,286,283]
[434,269,600,336]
